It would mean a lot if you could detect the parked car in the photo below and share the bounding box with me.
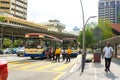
[0,59,8,80]
[12,47,20,54]
[3,48,12,54]
[16,47,25,56]
[0,50,3,54]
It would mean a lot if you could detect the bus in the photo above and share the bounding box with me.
[24,33,62,59]
[62,38,80,57]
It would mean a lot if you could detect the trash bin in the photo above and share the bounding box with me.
[0,59,8,80]
[93,52,101,63]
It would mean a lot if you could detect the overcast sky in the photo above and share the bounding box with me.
[27,0,99,31]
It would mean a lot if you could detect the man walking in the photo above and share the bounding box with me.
[103,42,114,72]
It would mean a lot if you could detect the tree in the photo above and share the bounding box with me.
[98,19,114,40]
[3,38,12,48]
[78,22,97,48]
[14,39,23,47]
[0,16,5,22]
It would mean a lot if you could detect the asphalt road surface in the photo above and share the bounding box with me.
[7,56,77,80]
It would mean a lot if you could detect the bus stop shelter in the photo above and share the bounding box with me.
[99,36,120,57]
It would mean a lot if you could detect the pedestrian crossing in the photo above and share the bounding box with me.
[8,60,74,72]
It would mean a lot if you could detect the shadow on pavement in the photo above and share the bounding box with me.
[93,62,104,68]
[111,58,120,66]
[105,72,118,80]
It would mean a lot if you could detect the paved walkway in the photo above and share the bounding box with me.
[59,53,120,80]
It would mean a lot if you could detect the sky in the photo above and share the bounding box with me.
[27,0,99,31]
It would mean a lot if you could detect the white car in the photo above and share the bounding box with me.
[16,47,25,56]
[3,48,12,54]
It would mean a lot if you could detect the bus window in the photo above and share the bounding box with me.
[25,38,43,48]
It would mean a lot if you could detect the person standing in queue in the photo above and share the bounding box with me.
[103,42,114,72]
[55,47,61,62]
[61,48,66,61]
[66,47,72,63]
[48,47,53,60]
[52,47,56,61]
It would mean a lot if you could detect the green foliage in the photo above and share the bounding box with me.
[78,22,97,48]
[3,38,23,48]
[13,39,23,47]
[78,19,114,49]
[3,38,12,48]
[85,28,95,47]
[0,17,5,22]
[78,31,83,48]
[98,19,114,40]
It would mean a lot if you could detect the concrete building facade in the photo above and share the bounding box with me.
[0,15,47,30]
[41,19,65,33]
[98,0,120,23]
[0,0,27,20]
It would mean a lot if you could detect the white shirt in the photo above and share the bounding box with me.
[61,49,65,54]
[103,46,113,58]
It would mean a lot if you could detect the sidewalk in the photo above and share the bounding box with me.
[59,53,120,80]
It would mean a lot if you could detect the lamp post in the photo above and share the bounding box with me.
[0,23,3,51]
[83,16,97,50]
[79,0,97,73]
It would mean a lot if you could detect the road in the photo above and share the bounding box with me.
[1,54,78,80]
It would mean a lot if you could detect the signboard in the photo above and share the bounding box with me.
[94,27,101,40]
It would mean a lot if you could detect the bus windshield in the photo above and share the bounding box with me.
[25,38,44,48]
[63,39,78,50]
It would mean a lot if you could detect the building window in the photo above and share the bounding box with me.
[110,1,115,8]
[1,1,10,4]
[0,7,9,9]
[99,3,104,8]
[0,1,10,4]
[106,2,109,8]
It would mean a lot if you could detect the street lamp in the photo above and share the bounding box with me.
[83,16,97,52]
[81,16,97,73]
[79,0,97,73]
[0,23,3,51]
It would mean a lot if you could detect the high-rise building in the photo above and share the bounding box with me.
[0,0,27,20]
[98,0,120,23]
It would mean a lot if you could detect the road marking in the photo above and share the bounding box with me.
[53,72,65,80]
[20,62,45,69]
[34,63,57,70]
[53,64,69,71]
[8,62,30,68]
[8,61,19,64]
[8,58,76,74]
[69,63,77,72]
